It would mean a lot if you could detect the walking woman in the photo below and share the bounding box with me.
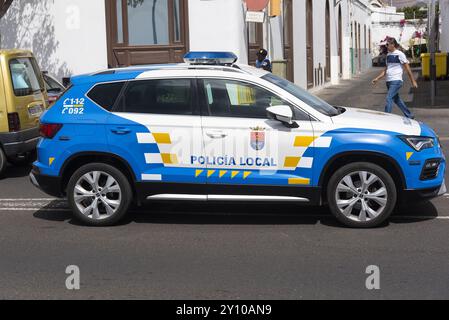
[372,38,418,119]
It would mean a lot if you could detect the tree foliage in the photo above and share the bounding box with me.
[397,4,440,20]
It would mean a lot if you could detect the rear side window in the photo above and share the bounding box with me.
[9,58,44,97]
[115,79,193,115]
[87,82,125,111]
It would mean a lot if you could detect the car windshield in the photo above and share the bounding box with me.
[9,58,44,97]
[262,73,339,117]
[44,75,64,92]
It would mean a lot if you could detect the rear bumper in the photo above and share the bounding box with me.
[0,127,40,157]
[29,167,63,198]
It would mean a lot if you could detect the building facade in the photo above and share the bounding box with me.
[0,0,372,90]
[370,0,427,57]
[441,0,449,52]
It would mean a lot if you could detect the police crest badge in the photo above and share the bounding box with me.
[250,127,266,151]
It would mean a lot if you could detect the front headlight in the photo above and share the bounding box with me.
[400,136,435,151]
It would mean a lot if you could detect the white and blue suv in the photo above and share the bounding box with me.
[30,52,446,228]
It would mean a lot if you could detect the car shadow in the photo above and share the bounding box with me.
[391,200,440,224]
[33,199,440,228]
[0,164,33,179]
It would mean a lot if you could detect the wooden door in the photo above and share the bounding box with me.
[105,0,189,68]
[325,0,331,81]
[306,0,314,88]
[338,5,343,76]
[283,0,294,82]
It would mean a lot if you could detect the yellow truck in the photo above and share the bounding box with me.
[0,50,48,175]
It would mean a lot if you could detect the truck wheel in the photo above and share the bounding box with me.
[327,162,397,228]
[67,163,133,226]
[0,148,6,176]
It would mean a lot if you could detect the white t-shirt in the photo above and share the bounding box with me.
[386,50,409,82]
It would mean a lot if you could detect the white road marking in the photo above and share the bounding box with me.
[0,198,58,201]
[0,208,71,212]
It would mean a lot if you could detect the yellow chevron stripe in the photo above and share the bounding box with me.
[207,170,216,178]
[406,152,414,160]
[219,170,227,178]
[288,178,311,185]
[153,133,172,144]
[294,136,317,147]
[231,171,240,179]
[49,157,55,166]
[195,170,204,178]
[161,153,178,165]
[284,157,301,168]
[243,172,252,179]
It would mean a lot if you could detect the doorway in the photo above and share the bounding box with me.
[325,0,331,81]
[283,0,294,82]
[338,5,343,76]
[248,22,264,67]
[306,0,314,88]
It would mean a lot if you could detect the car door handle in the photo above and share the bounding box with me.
[206,131,227,139]
[111,127,131,135]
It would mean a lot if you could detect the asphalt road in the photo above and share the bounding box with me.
[1,71,448,300]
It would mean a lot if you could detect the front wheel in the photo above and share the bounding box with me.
[327,162,397,228]
[67,163,133,226]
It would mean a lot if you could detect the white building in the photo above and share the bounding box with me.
[441,0,449,52]
[0,0,372,90]
[370,0,427,56]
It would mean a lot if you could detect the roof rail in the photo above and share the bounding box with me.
[91,64,249,77]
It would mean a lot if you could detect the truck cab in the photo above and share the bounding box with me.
[0,50,48,175]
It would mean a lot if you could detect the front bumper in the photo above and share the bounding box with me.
[401,180,447,204]
[0,127,40,157]
[29,167,63,198]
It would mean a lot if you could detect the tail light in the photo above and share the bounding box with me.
[39,123,62,139]
[8,113,21,132]
[48,96,58,105]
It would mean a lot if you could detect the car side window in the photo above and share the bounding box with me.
[87,82,125,111]
[201,78,309,120]
[115,79,193,115]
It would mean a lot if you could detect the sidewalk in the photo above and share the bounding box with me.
[316,68,449,137]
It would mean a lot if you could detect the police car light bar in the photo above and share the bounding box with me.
[183,52,238,65]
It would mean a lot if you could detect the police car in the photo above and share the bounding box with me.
[30,52,446,228]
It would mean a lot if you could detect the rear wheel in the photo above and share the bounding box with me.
[327,162,397,228]
[0,148,7,176]
[67,163,133,226]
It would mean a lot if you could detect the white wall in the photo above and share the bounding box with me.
[291,0,341,89]
[188,0,248,64]
[441,0,449,52]
[371,7,426,55]
[0,0,108,81]
[334,0,372,80]
[351,0,373,74]
[292,0,307,89]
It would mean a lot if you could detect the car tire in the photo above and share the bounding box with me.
[327,162,397,228]
[0,148,7,177]
[67,163,133,226]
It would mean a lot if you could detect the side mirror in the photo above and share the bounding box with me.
[267,105,299,128]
